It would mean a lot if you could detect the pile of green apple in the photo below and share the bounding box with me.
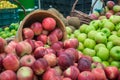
[0,23,19,39]
[66,15,120,68]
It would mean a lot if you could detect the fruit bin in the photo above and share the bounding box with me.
[16,9,67,42]
[0,8,19,27]
[40,0,92,17]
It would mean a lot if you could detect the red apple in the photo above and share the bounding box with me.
[106,12,113,19]
[17,66,34,80]
[25,39,35,51]
[37,34,48,44]
[34,41,44,48]
[46,48,56,55]
[51,28,63,40]
[64,38,79,49]
[78,57,92,72]
[51,41,63,52]
[104,66,119,80]
[90,13,98,20]
[23,28,34,39]
[56,49,65,57]
[32,58,48,75]
[92,68,107,80]
[31,22,43,35]
[0,70,17,80]
[33,47,48,59]
[53,66,63,75]
[47,33,58,45]
[20,55,36,67]
[78,71,95,80]
[42,30,49,35]
[0,56,3,72]
[0,37,7,53]
[58,53,74,70]
[107,1,115,9]
[3,54,19,71]
[42,68,62,80]
[0,52,6,59]
[63,66,80,80]
[43,53,57,67]
[62,78,72,80]
[16,41,32,56]
[42,17,56,31]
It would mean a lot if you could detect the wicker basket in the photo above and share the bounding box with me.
[16,9,67,42]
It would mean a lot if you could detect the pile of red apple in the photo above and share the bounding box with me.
[90,1,120,20]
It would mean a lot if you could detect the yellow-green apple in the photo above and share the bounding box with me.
[90,20,100,30]
[77,42,84,51]
[98,16,107,20]
[33,47,48,59]
[110,46,120,60]
[112,37,120,46]
[85,25,95,34]
[109,15,120,24]
[102,61,109,67]
[0,37,7,53]
[69,34,75,38]
[73,30,80,38]
[88,30,97,40]
[106,41,113,50]
[104,66,119,80]
[20,55,36,67]
[79,24,88,33]
[77,71,95,80]
[110,61,120,68]
[103,21,115,31]
[94,43,106,51]
[37,34,48,44]
[0,70,17,80]
[32,58,48,75]
[117,29,120,37]
[43,53,57,67]
[111,31,117,35]
[30,22,43,35]
[83,48,96,57]
[96,47,109,61]
[106,1,115,9]
[113,5,120,12]
[92,56,102,62]
[101,28,111,37]
[94,32,107,44]
[78,57,91,72]
[84,38,96,49]
[3,54,19,71]
[22,28,34,39]
[42,17,56,31]
[77,33,87,43]
[108,35,118,41]
[66,26,73,35]
[64,38,79,49]
[17,66,34,80]
[98,19,108,29]
[92,68,107,80]
[115,23,120,31]
[63,66,80,80]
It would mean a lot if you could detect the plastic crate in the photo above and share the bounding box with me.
[40,0,92,17]
[0,8,19,27]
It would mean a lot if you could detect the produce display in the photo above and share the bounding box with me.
[0,23,19,39]
[0,0,17,9]
[1,0,120,80]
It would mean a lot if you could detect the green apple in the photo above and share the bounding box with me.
[83,48,96,57]
[98,19,108,28]
[109,15,120,24]
[84,38,96,49]
[66,26,73,34]
[108,35,118,41]
[111,31,117,35]
[115,23,120,31]
[73,30,80,38]
[112,37,120,46]
[96,47,109,61]
[67,35,70,39]
[101,28,111,37]
[90,20,100,30]
[79,24,88,33]
[77,42,84,51]
[88,30,98,40]
[94,43,106,51]
[110,61,120,68]
[103,21,115,31]
[117,29,120,37]
[77,33,87,43]
[110,46,120,61]
[106,41,113,50]
[94,32,107,44]
[85,25,96,34]
[69,34,75,38]
[92,56,102,62]
[102,61,109,67]
[113,5,120,12]
[4,27,9,31]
